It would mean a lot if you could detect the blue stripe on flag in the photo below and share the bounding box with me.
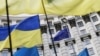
[0,25,16,41]
[14,46,39,56]
[16,15,40,31]
[54,28,70,41]
[78,48,89,56]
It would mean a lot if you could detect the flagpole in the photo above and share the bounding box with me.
[41,0,58,56]
[5,0,13,56]
[61,18,77,56]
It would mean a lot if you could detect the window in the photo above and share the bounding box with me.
[1,19,12,23]
[2,50,8,56]
[63,25,69,29]
[38,47,43,56]
[40,26,47,33]
[77,21,84,27]
[48,21,53,26]
[16,20,21,23]
[83,38,91,45]
[95,24,100,30]
[91,16,98,22]
[80,29,86,35]
[68,43,73,50]
[88,48,95,55]
[63,26,67,29]
[0,25,3,27]
[3,23,8,26]
[54,23,61,31]
[50,29,55,34]
[70,53,76,56]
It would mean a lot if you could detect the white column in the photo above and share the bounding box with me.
[42,33,51,56]
[86,22,100,56]
[71,27,84,53]
[60,39,70,56]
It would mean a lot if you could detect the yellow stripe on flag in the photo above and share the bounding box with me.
[5,29,42,48]
[0,0,100,15]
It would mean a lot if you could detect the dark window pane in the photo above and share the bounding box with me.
[40,26,47,33]
[77,21,84,27]
[50,29,54,34]
[95,24,100,30]
[54,23,61,31]
[91,16,98,22]
[48,21,53,26]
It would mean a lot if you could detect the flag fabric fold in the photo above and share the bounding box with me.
[78,48,89,56]
[54,28,70,41]
[0,15,42,51]
[0,25,16,51]
[0,0,100,15]
[14,46,39,56]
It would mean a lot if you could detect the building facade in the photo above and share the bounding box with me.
[0,12,100,56]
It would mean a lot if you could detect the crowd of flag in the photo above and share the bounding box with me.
[0,15,89,56]
[0,0,100,56]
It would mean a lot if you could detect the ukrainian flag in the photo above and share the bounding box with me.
[0,15,42,51]
[78,48,89,56]
[0,0,100,15]
[0,25,15,51]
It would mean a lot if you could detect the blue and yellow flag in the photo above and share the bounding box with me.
[0,0,100,15]
[0,15,42,51]
[0,25,16,51]
[14,46,39,56]
[54,28,70,41]
[78,48,89,56]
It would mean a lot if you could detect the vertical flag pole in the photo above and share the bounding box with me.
[41,0,58,56]
[5,0,13,56]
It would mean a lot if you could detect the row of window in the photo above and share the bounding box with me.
[0,19,21,26]
[76,14,100,35]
